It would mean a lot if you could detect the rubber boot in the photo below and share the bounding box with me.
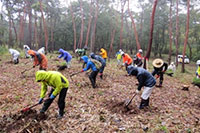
[99,73,103,79]
[139,99,146,109]
[158,80,163,87]
[89,77,96,88]
[146,98,149,106]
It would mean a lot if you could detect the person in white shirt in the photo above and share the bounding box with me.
[9,48,20,64]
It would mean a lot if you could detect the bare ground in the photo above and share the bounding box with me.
[0,54,199,132]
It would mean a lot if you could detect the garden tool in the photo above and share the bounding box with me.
[124,93,137,108]
[21,103,40,113]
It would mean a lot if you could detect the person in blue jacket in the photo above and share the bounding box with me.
[80,56,99,88]
[58,49,72,69]
[90,53,106,79]
[127,66,156,109]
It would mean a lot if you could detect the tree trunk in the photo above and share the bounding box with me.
[11,18,18,42]
[79,0,84,48]
[90,0,99,53]
[144,0,158,69]
[39,0,48,53]
[70,4,77,52]
[28,1,32,47]
[119,0,126,49]
[34,12,38,49]
[85,0,93,48]
[168,0,173,65]
[108,29,116,58]
[128,0,141,50]
[181,0,190,73]
[175,0,179,67]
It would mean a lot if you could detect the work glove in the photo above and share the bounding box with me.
[81,69,84,72]
[50,94,56,99]
[38,98,43,104]
[122,63,125,66]
[135,90,140,94]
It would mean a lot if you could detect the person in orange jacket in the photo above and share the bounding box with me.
[121,52,133,69]
[28,50,48,70]
[99,48,107,62]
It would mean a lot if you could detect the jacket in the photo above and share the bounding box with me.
[127,66,156,90]
[90,53,106,67]
[9,49,20,60]
[81,56,98,72]
[100,48,107,59]
[35,71,69,98]
[136,52,143,60]
[28,50,48,69]
[123,53,133,65]
[37,47,45,54]
[23,45,30,58]
[116,52,122,60]
[58,49,72,62]
[197,66,200,76]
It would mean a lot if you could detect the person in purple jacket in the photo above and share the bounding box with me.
[58,49,72,69]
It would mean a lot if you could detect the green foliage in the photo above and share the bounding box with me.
[0,45,8,55]
[192,77,200,85]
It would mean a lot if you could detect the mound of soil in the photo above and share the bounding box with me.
[0,109,47,133]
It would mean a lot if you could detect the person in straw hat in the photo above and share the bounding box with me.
[152,58,168,87]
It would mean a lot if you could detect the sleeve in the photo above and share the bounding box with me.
[63,53,68,59]
[34,56,39,66]
[52,77,66,96]
[163,63,168,71]
[83,62,91,71]
[40,82,48,98]
[137,75,145,91]
[58,53,63,58]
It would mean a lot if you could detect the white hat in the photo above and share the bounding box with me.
[196,60,200,65]
[138,49,143,53]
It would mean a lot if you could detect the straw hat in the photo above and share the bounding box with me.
[152,58,164,68]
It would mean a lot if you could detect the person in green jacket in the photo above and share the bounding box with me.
[36,70,69,118]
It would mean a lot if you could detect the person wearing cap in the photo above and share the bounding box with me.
[80,56,99,88]
[116,49,122,66]
[196,60,200,78]
[136,49,143,60]
[127,66,156,109]
[36,70,69,118]
[121,52,133,69]
[23,45,30,58]
[90,53,106,79]
[152,58,168,87]
[9,48,20,64]
[99,48,108,62]
[28,50,48,70]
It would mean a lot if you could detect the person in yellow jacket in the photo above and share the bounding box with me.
[100,48,108,62]
[36,70,69,118]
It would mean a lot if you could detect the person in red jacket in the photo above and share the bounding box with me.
[121,52,133,69]
[28,50,48,70]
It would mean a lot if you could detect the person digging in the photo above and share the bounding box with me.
[152,58,168,87]
[127,66,156,109]
[36,70,69,118]
[80,56,99,88]
[90,52,106,79]
[121,52,133,70]
[28,50,48,70]
[57,48,72,70]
